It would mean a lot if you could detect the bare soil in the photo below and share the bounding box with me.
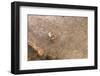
[28,15,88,61]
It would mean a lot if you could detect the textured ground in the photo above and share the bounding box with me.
[28,15,88,61]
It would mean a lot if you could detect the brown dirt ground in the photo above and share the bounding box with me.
[28,15,88,61]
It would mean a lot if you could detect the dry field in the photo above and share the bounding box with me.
[28,15,88,61]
